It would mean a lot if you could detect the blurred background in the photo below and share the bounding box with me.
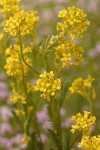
[0,0,100,149]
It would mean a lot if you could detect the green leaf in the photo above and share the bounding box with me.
[48,129,58,148]
[64,129,70,150]
[29,131,42,150]
[60,76,74,107]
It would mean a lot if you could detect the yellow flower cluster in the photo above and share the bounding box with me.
[71,111,96,134]
[35,71,61,101]
[21,135,31,144]
[79,135,100,150]
[27,82,36,93]
[55,41,84,68]
[4,10,39,36]
[57,6,90,39]
[4,44,32,78]
[16,109,25,116]
[10,90,26,104]
[69,75,95,98]
[0,0,22,18]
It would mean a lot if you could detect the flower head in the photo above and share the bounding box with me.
[4,10,39,36]
[79,135,100,150]
[0,0,22,19]
[71,111,96,135]
[69,75,95,98]
[55,41,84,68]
[4,44,32,78]
[35,71,61,101]
[57,6,90,39]
[10,90,26,104]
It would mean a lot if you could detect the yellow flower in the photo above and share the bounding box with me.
[4,44,32,78]
[71,111,96,135]
[21,135,31,144]
[55,41,84,68]
[10,90,27,104]
[4,10,39,36]
[57,6,90,39]
[69,75,95,98]
[16,109,25,116]
[0,0,22,19]
[35,71,61,101]
[78,135,100,150]
[27,82,36,93]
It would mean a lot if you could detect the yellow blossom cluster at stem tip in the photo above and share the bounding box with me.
[4,44,32,78]
[21,135,31,144]
[71,111,96,135]
[16,109,25,117]
[78,135,100,150]
[10,90,26,104]
[4,10,39,36]
[55,41,84,68]
[0,0,22,19]
[15,106,33,117]
[57,6,90,39]
[35,71,62,101]
[27,82,36,93]
[69,75,96,99]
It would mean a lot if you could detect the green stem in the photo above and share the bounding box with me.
[69,132,81,150]
[44,54,50,72]
[50,99,63,150]
[18,31,39,75]
[47,36,61,51]
[33,106,44,150]
[43,35,62,72]
[87,95,93,115]
[89,100,93,115]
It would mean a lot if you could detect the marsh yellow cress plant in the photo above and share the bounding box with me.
[0,0,99,149]
[0,0,22,19]
[78,135,100,150]
[71,111,96,135]
[69,75,95,98]
[4,10,39,36]
[35,71,61,101]
[57,6,90,39]
[55,41,84,68]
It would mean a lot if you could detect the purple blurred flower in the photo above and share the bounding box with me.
[55,0,66,3]
[40,134,47,143]
[0,137,13,149]
[0,123,12,134]
[88,42,100,58]
[37,106,48,123]
[87,0,98,13]
[0,91,9,99]
[77,0,86,8]
[11,134,27,149]
[0,106,13,121]
[0,82,8,90]
[63,117,74,128]
[37,111,48,123]
[43,121,52,130]
[60,108,65,116]
[0,73,6,80]
[41,9,53,22]
[34,0,51,4]
[12,134,23,145]
[30,79,36,85]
